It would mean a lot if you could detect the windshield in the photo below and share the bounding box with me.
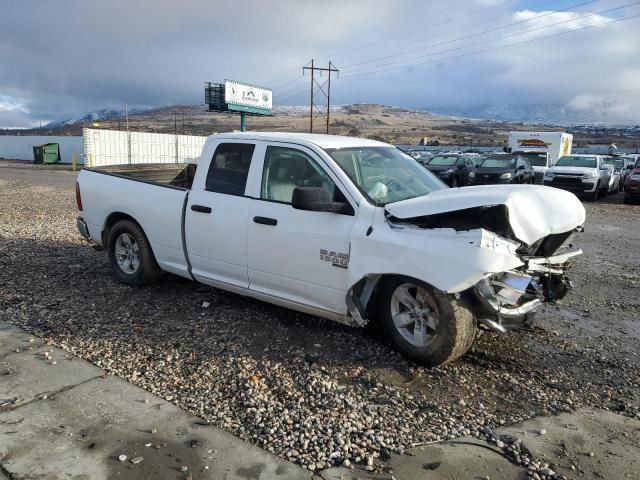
[325,146,446,205]
[603,158,624,170]
[556,156,597,168]
[427,155,458,166]
[517,152,548,167]
[479,157,515,168]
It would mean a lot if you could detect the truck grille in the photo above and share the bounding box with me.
[475,173,503,184]
[534,172,544,184]
[550,175,583,187]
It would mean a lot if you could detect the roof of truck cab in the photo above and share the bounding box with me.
[210,131,391,149]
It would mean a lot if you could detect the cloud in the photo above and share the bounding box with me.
[1,0,639,126]
[567,93,640,123]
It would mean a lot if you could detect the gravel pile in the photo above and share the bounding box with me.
[1,167,639,476]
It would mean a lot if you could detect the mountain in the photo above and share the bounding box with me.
[45,107,150,128]
[423,104,626,125]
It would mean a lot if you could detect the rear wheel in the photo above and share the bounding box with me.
[376,278,476,367]
[107,220,162,286]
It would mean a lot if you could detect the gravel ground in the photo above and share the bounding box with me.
[1,164,639,476]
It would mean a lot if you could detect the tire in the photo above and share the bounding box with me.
[375,277,476,367]
[451,177,459,188]
[589,183,600,201]
[107,219,162,286]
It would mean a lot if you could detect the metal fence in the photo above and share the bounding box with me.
[83,128,207,167]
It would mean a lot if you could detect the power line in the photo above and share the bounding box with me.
[340,0,600,71]
[269,0,521,102]
[323,0,517,61]
[339,7,640,79]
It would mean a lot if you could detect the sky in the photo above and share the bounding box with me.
[1,0,640,128]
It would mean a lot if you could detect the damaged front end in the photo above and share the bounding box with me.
[384,200,584,332]
[469,227,582,331]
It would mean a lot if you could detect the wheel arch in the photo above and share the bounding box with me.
[102,212,148,250]
[347,273,463,324]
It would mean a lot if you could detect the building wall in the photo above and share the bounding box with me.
[0,135,84,163]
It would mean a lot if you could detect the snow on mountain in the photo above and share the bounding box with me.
[423,104,637,125]
[45,107,150,128]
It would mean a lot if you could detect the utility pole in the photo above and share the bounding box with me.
[302,60,339,134]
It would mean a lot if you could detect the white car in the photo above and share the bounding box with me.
[543,154,611,201]
[76,133,585,367]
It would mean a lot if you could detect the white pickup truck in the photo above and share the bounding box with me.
[76,132,585,367]
[543,154,611,201]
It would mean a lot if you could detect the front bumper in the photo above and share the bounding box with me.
[77,217,91,241]
[470,249,581,331]
[544,178,596,194]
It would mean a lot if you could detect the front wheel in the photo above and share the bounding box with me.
[376,278,476,367]
[107,219,162,286]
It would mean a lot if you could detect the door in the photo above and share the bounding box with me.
[185,142,257,288]
[247,145,357,314]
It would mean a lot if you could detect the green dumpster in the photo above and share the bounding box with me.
[33,143,61,164]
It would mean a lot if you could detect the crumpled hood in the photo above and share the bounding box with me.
[385,185,586,245]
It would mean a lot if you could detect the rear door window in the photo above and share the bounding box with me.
[205,143,255,195]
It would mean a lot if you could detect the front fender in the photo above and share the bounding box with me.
[348,210,523,295]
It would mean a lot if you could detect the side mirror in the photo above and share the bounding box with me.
[627,164,634,170]
[291,187,352,214]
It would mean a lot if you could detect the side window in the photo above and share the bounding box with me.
[261,146,337,204]
[205,143,255,195]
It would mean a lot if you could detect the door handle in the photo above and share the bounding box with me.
[253,216,277,226]
[191,205,212,213]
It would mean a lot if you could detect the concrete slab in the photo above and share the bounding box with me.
[389,441,526,480]
[321,409,640,480]
[0,321,46,353]
[0,332,102,409]
[0,322,311,480]
[498,409,640,479]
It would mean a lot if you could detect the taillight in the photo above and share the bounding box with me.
[76,181,83,211]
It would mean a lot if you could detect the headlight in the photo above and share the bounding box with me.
[544,171,554,178]
[583,171,598,179]
[630,174,640,181]
[500,172,512,179]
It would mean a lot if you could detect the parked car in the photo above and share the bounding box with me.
[513,151,552,184]
[76,132,585,367]
[624,158,640,204]
[543,154,610,201]
[410,151,433,162]
[619,155,640,190]
[420,154,476,187]
[603,157,624,193]
[474,154,534,185]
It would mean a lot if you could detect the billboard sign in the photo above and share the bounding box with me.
[224,80,272,115]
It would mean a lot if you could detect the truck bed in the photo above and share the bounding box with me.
[89,163,197,189]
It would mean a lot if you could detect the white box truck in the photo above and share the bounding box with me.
[507,131,573,183]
